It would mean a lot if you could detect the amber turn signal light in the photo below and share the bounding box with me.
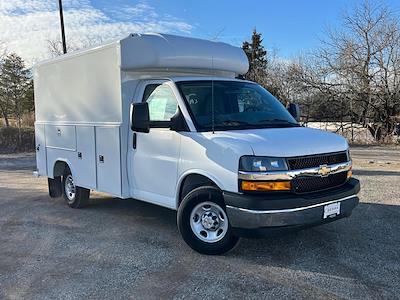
[241,181,291,191]
[347,165,353,178]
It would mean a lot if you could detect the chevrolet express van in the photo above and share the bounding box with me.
[34,33,360,254]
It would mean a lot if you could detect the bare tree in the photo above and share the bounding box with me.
[275,1,400,142]
[46,39,65,57]
[315,1,400,140]
[47,35,106,58]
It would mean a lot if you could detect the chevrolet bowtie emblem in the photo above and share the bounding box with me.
[318,165,331,177]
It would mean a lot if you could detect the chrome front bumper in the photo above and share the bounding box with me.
[226,194,359,229]
[223,178,360,236]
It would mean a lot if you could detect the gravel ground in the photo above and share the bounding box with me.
[0,147,399,299]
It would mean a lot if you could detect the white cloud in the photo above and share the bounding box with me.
[0,0,193,66]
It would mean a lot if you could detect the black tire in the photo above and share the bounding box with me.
[177,186,239,255]
[62,167,90,208]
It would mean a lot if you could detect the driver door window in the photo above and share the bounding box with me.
[143,84,178,127]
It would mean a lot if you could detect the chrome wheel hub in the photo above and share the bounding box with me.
[190,201,228,243]
[65,174,76,202]
[201,211,219,230]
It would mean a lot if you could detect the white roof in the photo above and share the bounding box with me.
[120,33,249,75]
[35,33,249,75]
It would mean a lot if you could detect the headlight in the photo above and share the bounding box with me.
[239,156,288,172]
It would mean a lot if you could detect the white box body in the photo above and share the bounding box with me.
[33,33,248,199]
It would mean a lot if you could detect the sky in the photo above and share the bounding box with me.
[1,0,400,66]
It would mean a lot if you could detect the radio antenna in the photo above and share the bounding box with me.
[211,56,215,134]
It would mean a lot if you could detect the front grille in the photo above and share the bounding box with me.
[287,151,348,170]
[292,172,348,193]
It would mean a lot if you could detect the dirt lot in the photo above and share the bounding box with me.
[0,146,399,299]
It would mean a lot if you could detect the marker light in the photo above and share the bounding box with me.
[241,181,291,191]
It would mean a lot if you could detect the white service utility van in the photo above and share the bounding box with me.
[34,33,360,254]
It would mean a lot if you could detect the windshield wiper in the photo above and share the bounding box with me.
[202,119,299,129]
[219,120,254,126]
[257,118,300,127]
[203,120,255,127]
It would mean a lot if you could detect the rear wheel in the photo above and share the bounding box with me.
[62,168,90,208]
[177,186,239,255]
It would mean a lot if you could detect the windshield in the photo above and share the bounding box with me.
[176,80,298,131]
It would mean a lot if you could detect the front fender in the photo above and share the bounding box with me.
[175,169,226,209]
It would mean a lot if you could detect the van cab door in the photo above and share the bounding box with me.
[129,80,181,209]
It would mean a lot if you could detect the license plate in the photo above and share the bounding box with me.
[323,202,341,219]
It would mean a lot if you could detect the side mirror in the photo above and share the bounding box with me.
[170,108,189,132]
[287,103,300,122]
[131,102,150,133]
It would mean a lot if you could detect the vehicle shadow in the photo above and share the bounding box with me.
[86,195,178,230]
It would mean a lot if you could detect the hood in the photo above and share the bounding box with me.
[209,127,348,157]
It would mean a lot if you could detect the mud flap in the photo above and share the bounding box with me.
[48,176,62,198]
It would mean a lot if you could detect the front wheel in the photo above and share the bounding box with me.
[177,186,239,255]
[62,168,90,208]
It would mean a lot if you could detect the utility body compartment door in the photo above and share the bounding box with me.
[76,126,96,189]
[46,125,76,151]
[35,123,47,176]
[95,126,122,196]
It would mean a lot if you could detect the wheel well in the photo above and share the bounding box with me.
[53,161,69,178]
[178,174,218,205]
